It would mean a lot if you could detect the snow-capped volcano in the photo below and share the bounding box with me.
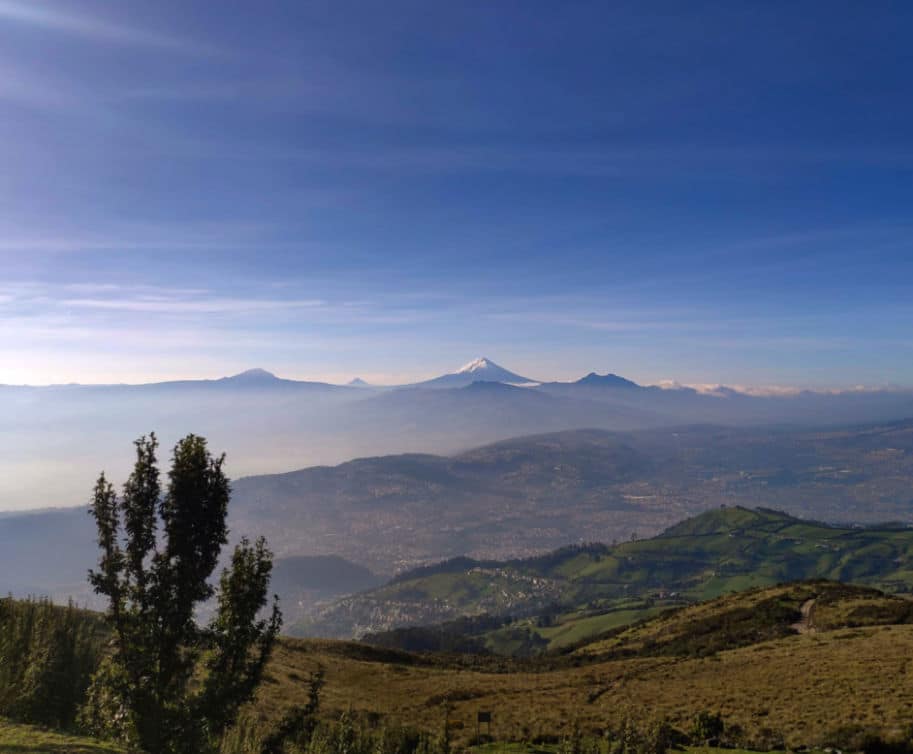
[457,357,499,374]
[414,357,537,388]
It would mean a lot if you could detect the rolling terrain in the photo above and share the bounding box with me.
[5,580,913,753]
[301,506,913,641]
[231,420,913,579]
[236,581,913,751]
[4,421,913,619]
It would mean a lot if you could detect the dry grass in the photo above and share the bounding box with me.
[5,583,910,752]
[249,623,913,748]
[0,719,123,753]
[572,584,811,657]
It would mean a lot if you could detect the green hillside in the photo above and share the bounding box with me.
[0,718,122,753]
[304,506,913,646]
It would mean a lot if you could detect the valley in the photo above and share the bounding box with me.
[301,506,913,641]
[232,420,913,578]
[4,419,913,626]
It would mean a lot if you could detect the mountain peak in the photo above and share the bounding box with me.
[227,368,278,381]
[457,357,498,374]
[348,377,371,387]
[414,357,536,388]
[576,372,640,389]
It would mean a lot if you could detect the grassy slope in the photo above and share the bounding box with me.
[248,583,913,750]
[469,748,781,754]
[0,723,784,754]
[571,581,909,657]
[0,719,122,753]
[258,627,913,748]
[3,582,911,752]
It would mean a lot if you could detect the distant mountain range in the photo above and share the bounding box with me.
[2,354,913,536]
[6,356,904,395]
[0,358,637,392]
[6,357,913,406]
[0,366,346,392]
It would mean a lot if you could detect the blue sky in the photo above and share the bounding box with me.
[1,1,912,387]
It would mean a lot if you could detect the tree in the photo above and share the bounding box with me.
[85,433,281,753]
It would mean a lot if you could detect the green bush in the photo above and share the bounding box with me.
[689,710,724,744]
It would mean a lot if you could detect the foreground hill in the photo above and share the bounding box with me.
[301,506,913,640]
[5,581,913,752]
[238,582,913,751]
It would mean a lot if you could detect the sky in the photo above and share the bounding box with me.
[1,1,912,389]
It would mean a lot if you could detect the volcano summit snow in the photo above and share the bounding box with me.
[414,357,537,388]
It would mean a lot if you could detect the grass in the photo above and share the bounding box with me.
[469,744,558,754]
[533,606,666,650]
[4,581,912,753]
[572,583,815,657]
[239,582,913,750]
[0,718,811,754]
[685,749,786,754]
[469,741,782,754]
[0,719,122,753]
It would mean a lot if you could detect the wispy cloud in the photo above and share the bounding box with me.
[0,0,210,53]
[0,280,428,327]
[62,296,326,314]
[0,220,281,254]
[61,283,209,296]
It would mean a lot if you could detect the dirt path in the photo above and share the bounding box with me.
[791,597,817,634]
